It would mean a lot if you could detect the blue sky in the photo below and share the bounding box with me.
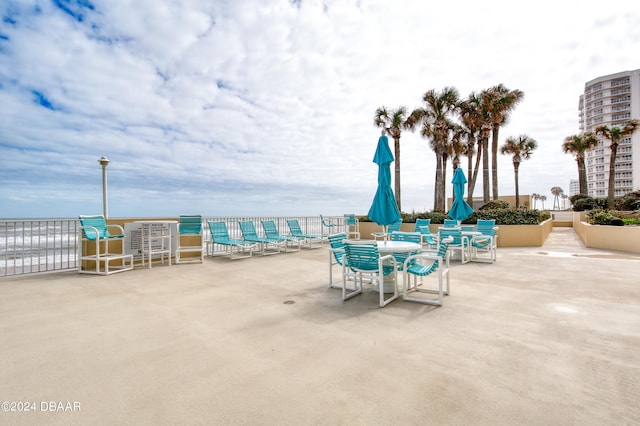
[1,0,639,218]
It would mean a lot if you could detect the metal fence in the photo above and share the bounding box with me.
[0,219,80,277]
[0,216,346,278]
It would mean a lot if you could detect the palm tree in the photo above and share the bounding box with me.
[540,195,547,210]
[531,193,539,209]
[595,119,640,208]
[562,133,599,196]
[561,193,568,209]
[551,186,564,210]
[500,134,537,208]
[406,87,460,212]
[374,106,410,211]
[458,91,488,205]
[486,84,525,200]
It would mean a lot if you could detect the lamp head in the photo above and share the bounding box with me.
[98,156,110,167]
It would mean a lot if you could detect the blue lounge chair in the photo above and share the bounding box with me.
[78,214,133,275]
[238,221,282,255]
[207,221,256,259]
[261,220,302,252]
[286,219,323,248]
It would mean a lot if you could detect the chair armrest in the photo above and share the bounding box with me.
[105,224,126,237]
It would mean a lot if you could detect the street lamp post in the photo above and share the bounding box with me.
[99,156,110,219]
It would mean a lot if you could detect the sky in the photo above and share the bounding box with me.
[1,0,639,219]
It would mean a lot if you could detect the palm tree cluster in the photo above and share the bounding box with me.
[562,119,639,208]
[374,84,525,213]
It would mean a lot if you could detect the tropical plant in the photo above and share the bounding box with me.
[458,91,490,205]
[595,119,640,208]
[531,193,539,209]
[540,195,547,209]
[562,133,599,196]
[500,135,537,208]
[406,87,460,212]
[374,106,410,211]
[550,186,564,210]
[485,84,525,200]
[561,194,568,209]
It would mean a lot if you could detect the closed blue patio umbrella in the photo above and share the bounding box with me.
[368,132,401,238]
[448,167,474,223]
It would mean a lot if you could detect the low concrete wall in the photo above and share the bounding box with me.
[574,212,640,253]
[358,219,553,248]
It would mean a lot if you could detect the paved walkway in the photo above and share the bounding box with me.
[1,228,639,425]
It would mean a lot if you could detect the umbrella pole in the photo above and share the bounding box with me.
[383,225,388,243]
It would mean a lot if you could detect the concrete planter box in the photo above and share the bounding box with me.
[358,219,553,247]
[573,213,640,253]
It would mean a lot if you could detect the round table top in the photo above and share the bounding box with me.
[376,240,421,252]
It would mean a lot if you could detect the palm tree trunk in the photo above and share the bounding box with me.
[482,136,490,203]
[577,157,588,195]
[468,142,482,205]
[434,148,444,212]
[491,124,499,200]
[607,142,618,208]
[393,136,402,212]
[513,161,520,208]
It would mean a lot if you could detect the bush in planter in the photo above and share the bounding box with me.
[614,195,640,211]
[573,196,607,211]
[479,200,510,210]
[587,209,623,225]
[463,208,548,225]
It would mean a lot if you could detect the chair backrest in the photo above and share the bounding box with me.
[388,220,402,233]
[434,237,452,267]
[261,220,281,239]
[320,215,333,226]
[343,241,380,272]
[239,221,260,239]
[443,219,459,228]
[286,219,304,237]
[476,219,496,236]
[439,228,463,245]
[79,215,108,240]
[414,219,431,233]
[460,225,475,233]
[328,233,347,250]
[208,221,232,241]
[390,231,421,244]
[179,214,202,235]
[344,214,358,226]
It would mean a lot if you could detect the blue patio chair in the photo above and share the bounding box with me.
[390,231,423,270]
[438,227,470,264]
[343,214,360,239]
[341,240,399,307]
[238,221,282,255]
[320,214,339,235]
[175,214,204,264]
[403,236,453,306]
[372,219,402,240]
[414,218,437,249]
[286,219,323,248]
[78,214,133,275]
[470,219,497,263]
[443,219,459,228]
[261,220,302,252]
[207,221,256,259]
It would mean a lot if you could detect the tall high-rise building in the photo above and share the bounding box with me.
[578,69,640,198]
[569,179,579,197]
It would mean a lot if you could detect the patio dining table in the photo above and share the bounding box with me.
[376,240,422,292]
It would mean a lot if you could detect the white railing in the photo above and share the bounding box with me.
[0,216,347,278]
[1,219,80,277]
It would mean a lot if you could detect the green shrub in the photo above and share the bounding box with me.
[573,196,607,211]
[622,218,640,225]
[614,195,640,211]
[479,200,510,210]
[587,209,623,225]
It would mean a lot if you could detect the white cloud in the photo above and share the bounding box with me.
[1,0,639,218]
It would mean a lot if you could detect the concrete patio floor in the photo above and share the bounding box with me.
[1,228,639,425]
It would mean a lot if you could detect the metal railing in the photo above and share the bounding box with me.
[1,219,80,277]
[0,216,347,278]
